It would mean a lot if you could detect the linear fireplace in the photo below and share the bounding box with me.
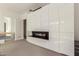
[32,31,49,40]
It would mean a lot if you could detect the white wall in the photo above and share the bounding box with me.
[15,12,28,40]
[26,4,74,56]
[74,4,79,41]
[11,17,16,33]
[6,17,11,32]
[14,13,28,40]
[14,17,23,40]
[0,18,4,32]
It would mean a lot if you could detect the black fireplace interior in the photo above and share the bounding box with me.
[32,31,49,40]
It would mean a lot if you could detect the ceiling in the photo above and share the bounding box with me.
[0,3,48,17]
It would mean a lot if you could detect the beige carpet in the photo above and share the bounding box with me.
[0,40,65,56]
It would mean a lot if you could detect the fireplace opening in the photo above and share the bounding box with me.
[32,31,49,40]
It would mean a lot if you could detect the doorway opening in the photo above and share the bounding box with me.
[23,19,27,39]
[4,22,6,32]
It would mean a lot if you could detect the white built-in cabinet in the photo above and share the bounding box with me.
[48,4,60,52]
[58,4,74,56]
[27,4,74,56]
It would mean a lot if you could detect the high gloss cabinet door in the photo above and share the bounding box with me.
[58,4,74,56]
[59,4,74,33]
[49,4,60,52]
[59,33,74,56]
[49,4,74,55]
